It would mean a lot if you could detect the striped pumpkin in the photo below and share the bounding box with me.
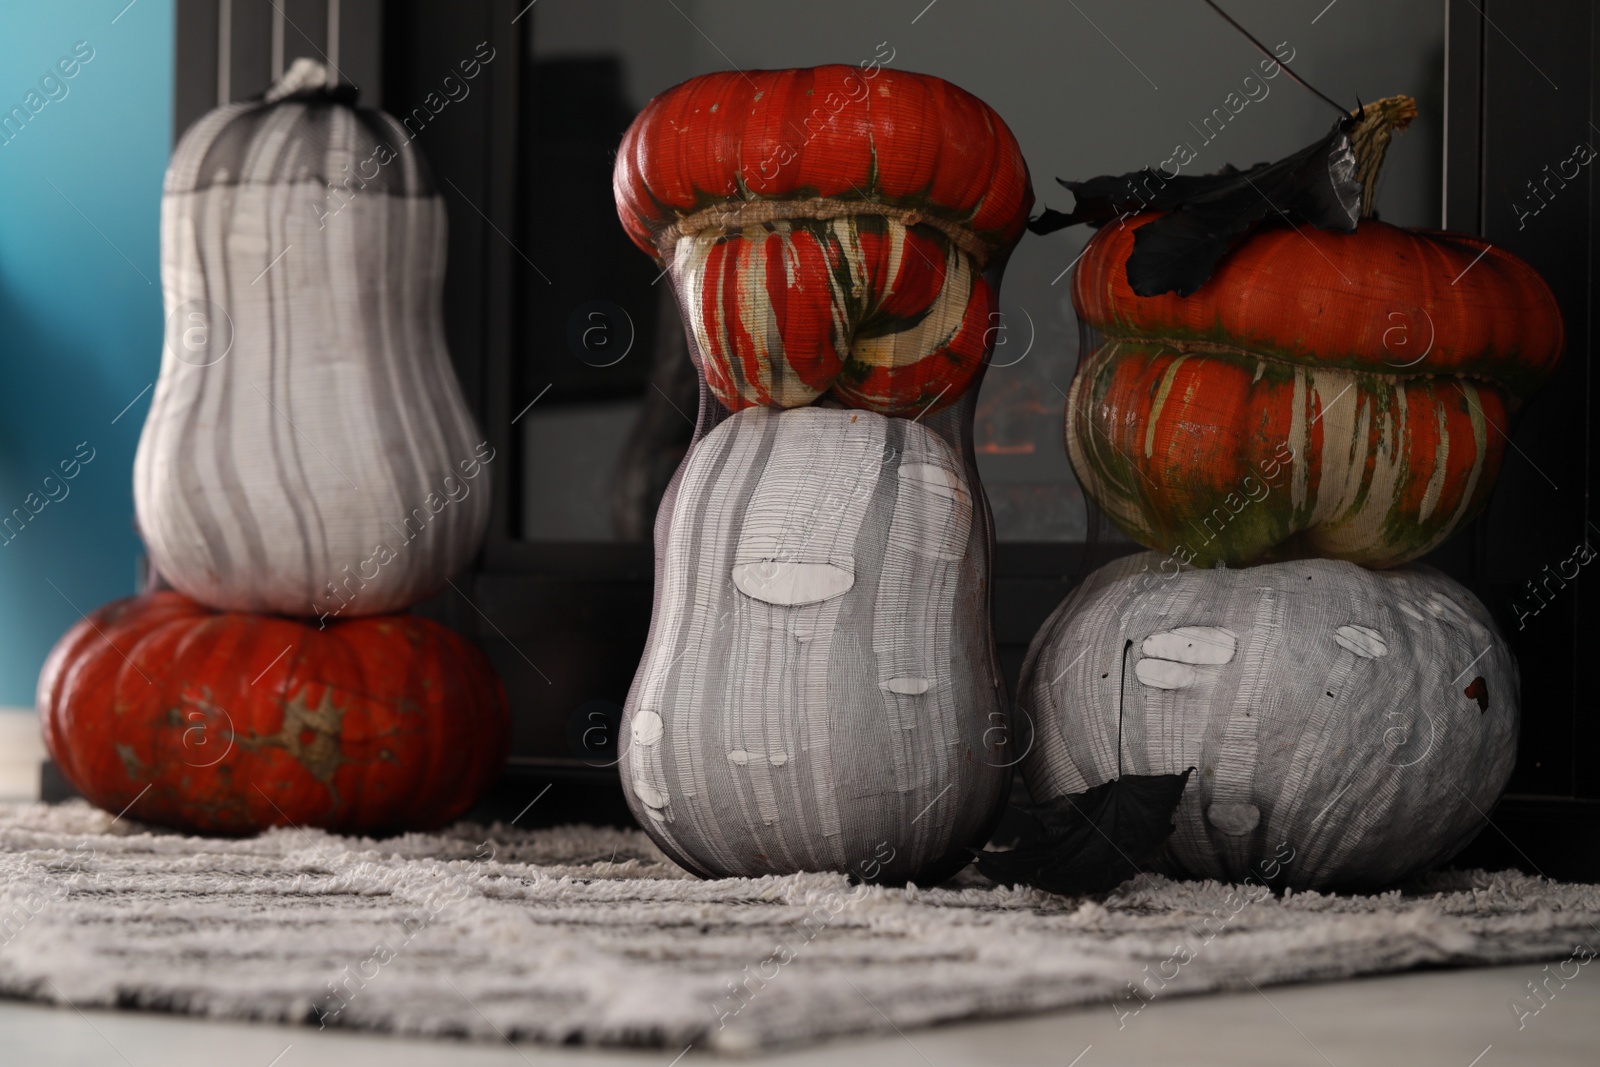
[613,65,1032,416]
[134,61,490,617]
[621,406,1009,883]
[1068,214,1563,566]
[1020,552,1518,890]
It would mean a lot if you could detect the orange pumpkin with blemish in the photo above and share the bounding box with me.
[36,591,508,834]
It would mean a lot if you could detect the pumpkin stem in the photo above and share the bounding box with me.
[1349,95,1418,219]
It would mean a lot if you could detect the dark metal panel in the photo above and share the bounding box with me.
[1579,1,1600,802]
[279,0,330,79]
[382,0,524,666]
[485,0,525,562]
[1473,0,1593,798]
[334,0,383,107]
[173,0,219,143]
[225,0,275,100]
[1443,0,1484,233]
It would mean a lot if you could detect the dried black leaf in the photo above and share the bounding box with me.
[1028,120,1361,297]
[976,768,1194,896]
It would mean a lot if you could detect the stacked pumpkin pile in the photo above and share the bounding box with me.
[612,66,1032,884]
[1021,98,1564,888]
[37,62,510,834]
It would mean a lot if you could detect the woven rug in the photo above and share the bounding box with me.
[1,802,1597,1052]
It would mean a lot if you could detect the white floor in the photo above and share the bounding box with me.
[1,962,1595,1066]
[2,707,1595,1064]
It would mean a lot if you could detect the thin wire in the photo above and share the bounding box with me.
[1200,0,1350,119]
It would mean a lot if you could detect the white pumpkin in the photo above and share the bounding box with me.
[1020,552,1518,889]
[134,60,489,618]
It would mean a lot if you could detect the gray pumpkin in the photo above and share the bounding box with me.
[621,405,1009,883]
[1020,552,1518,890]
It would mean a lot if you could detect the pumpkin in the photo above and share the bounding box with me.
[134,59,491,617]
[1066,98,1563,566]
[36,590,509,834]
[620,406,1009,883]
[612,64,1033,416]
[1019,552,1518,890]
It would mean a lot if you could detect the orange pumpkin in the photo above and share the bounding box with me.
[613,65,1032,416]
[1066,107,1562,567]
[37,592,509,834]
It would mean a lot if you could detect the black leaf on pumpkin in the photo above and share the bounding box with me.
[1028,120,1361,297]
[976,768,1194,895]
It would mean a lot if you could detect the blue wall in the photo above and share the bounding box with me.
[0,1,173,706]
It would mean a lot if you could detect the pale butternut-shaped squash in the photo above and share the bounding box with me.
[135,61,489,618]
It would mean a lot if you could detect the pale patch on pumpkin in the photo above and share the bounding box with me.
[1435,380,1491,550]
[1134,659,1198,690]
[1334,624,1388,659]
[1206,802,1260,836]
[1290,366,1310,513]
[732,561,855,605]
[632,709,663,747]
[1143,354,1191,460]
[237,688,347,787]
[1141,626,1237,665]
[1417,400,1452,524]
[883,676,931,694]
[897,462,967,504]
[634,781,668,809]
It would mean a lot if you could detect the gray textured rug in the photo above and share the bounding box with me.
[1,801,1597,1052]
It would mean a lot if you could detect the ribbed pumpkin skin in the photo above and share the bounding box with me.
[676,217,995,416]
[37,592,509,835]
[620,407,1009,884]
[614,66,1033,257]
[1068,340,1504,567]
[613,66,1031,416]
[135,89,490,616]
[1067,215,1563,565]
[1020,553,1517,891]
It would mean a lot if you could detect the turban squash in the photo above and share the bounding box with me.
[613,65,1033,416]
[37,591,509,834]
[1020,553,1517,889]
[1066,115,1563,567]
[134,60,491,616]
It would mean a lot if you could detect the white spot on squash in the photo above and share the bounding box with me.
[1424,594,1474,627]
[732,561,853,605]
[883,676,931,695]
[631,710,663,746]
[897,462,969,504]
[769,752,789,766]
[1206,802,1261,836]
[1397,601,1425,622]
[1335,624,1388,659]
[1135,659,1198,690]
[1141,626,1238,665]
[634,781,668,809]
[727,750,751,765]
